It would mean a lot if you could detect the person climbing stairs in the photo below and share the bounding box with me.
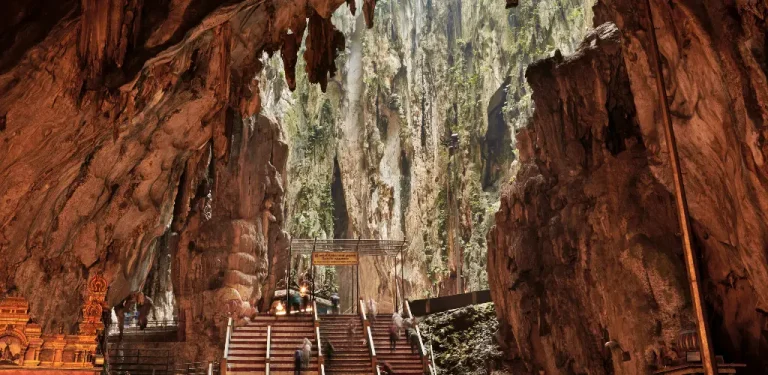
[227,314,319,374]
[319,314,371,374]
[370,314,426,375]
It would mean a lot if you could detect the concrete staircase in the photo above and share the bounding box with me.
[228,315,319,375]
[318,315,372,374]
[370,315,426,375]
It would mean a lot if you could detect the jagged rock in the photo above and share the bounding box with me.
[260,0,596,312]
[304,10,346,92]
[363,0,377,29]
[0,0,371,362]
[489,0,768,373]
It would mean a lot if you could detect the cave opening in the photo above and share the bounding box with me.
[141,230,177,322]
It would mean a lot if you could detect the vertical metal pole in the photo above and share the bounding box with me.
[312,238,317,305]
[401,242,406,311]
[643,1,717,374]
[394,250,399,313]
[287,239,292,310]
[356,237,361,314]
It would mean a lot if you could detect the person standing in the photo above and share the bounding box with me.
[301,291,311,313]
[136,293,154,330]
[367,298,378,323]
[293,349,302,375]
[380,361,395,375]
[389,323,398,352]
[330,293,340,314]
[290,292,301,314]
[324,340,335,365]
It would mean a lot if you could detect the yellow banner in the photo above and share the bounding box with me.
[312,252,359,266]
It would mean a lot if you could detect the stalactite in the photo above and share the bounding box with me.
[363,0,377,29]
[303,10,346,92]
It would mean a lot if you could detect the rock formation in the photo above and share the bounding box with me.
[259,0,595,310]
[0,0,369,361]
[488,0,768,373]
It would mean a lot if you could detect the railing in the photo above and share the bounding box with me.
[360,299,378,371]
[107,347,221,375]
[367,326,376,357]
[109,318,182,343]
[408,290,491,316]
[313,300,324,371]
[360,299,367,321]
[107,346,172,375]
[172,361,221,374]
[265,325,271,375]
[429,339,438,375]
[220,317,233,375]
[405,301,431,372]
[108,318,180,334]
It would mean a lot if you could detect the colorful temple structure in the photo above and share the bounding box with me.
[0,275,106,374]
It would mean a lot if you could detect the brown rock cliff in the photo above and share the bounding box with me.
[489,0,768,373]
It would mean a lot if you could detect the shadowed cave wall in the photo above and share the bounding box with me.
[0,0,373,361]
[488,0,768,374]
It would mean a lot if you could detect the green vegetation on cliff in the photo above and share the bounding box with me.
[420,303,516,374]
[263,0,594,297]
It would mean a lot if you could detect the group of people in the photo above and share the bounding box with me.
[292,338,313,375]
[388,311,420,354]
[286,290,312,314]
[108,291,155,340]
[289,297,422,375]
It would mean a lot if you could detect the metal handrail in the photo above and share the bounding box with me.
[313,301,323,365]
[320,364,326,375]
[266,326,272,360]
[223,317,233,358]
[221,317,233,375]
[367,325,376,357]
[360,299,378,371]
[406,301,430,371]
[429,339,438,375]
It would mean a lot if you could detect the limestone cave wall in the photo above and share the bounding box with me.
[0,0,365,361]
[488,0,768,373]
[258,0,596,311]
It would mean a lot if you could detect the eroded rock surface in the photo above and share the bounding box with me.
[489,0,768,373]
[0,0,364,361]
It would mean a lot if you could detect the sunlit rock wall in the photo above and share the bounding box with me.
[259,0,595,311]
[488,0,768,373]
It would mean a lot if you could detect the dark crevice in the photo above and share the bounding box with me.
[400,150,411,235]
[0,0,78,74]
[119,0,242,85]
[482,80,512,190]
[226,106,240,163]
[331,157,349,239]
[603,60,643,156]
[142,229,176,317]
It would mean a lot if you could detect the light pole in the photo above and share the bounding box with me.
[643,1,717,373]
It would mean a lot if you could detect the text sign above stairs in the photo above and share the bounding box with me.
[311,252,359,266]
